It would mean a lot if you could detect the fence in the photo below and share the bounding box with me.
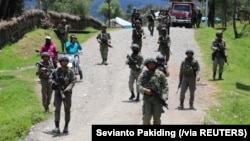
[0,9,103,49]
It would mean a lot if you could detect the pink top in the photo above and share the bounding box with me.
[40,42,59,60]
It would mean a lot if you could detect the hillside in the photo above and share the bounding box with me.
[91,0,170,20]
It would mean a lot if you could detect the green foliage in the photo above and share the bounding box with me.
[196,21,250,124]
[0,69,50,141]
[45,0,91,16]
[0,26,98,140]
[97,0,125,23]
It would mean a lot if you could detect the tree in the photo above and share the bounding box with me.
[0,0,24,20]
[45,0,91,17]
[97,0,124,26]
[233,0,239,38]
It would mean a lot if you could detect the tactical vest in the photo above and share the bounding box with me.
[181,59,198,77]
[38,61,54,79]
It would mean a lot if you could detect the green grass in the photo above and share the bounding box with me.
[196,21,250,124]
[0,27,99,140]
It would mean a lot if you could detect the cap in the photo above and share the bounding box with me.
[45,36,51,40]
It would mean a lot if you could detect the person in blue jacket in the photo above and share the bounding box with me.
[66,34,83,81]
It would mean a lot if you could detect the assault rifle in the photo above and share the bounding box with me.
[149,88,168,109]
[54,71,67,108]
[36,62,53,76]
[101,39,113,48]
[126,54,141,70]
[212,43,228,65]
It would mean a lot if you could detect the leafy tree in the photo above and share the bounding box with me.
[43,0,91,17]
[97,0,125,26]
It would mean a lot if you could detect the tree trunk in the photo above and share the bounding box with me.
[0,0,10,20]
[233,0,238,38]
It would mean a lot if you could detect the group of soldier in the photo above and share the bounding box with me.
[126,8,227,125]
[35,8,228,130]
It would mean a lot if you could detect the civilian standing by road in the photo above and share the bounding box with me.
[137,58,168,125]
[178,49,200,110]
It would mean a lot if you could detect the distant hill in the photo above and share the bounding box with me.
[91,0,170,21]
[24,0,170,21]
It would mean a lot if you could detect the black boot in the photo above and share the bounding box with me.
[79,71,83,81]
[178,101,184,110]
[135,92,140,101]
[129,91,135,100]
[103,58,108,65]
[213,72,216,80]
[219,73,223,80]
[189,102,194,109]
[101,58,104,64]
[63,120,69,133]
[52,121,60,134]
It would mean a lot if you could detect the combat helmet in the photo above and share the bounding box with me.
[41,52,50,59]
[216,30,223,37]
[156,54,165,61]
[59,55,69,62]
[131,44,139,51]
[144,57,157,66]
[161,27,167,34]
[61,18,67,23]
[185,49,194,55]
[101,24,107,28]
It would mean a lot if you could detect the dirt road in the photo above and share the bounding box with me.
[24,27,218,141]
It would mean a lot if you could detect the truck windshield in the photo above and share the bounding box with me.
[173,5,190,12]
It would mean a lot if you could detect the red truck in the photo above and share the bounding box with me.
[169,1,195,28]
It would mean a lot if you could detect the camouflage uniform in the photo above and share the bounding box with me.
[137,58,168,125]
[211,31,227,80]
[178,50,200,109]
[126,44,144,101]
[157,28,171,63]
[51,55,75,133]
[146,10,156,36]
[156,54,169,77]
[56,19,70,53]
[132,21,145,52]
[36,52,55,112]
[96,25,111,65]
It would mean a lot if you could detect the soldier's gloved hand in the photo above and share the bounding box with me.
[52,82,58,89]
[64,89,69,95]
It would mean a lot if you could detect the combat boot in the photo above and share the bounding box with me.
[52,121,60,134]
[129,91,135,100]
[79,71,83,82]
[103,58,108,65]
[218,73,223,80]
[213,72,216,80]
[63,120,69,134]
[178,101,184,110]
[189,102,194,109]
[44,105,49,113]
[135,92,140,101]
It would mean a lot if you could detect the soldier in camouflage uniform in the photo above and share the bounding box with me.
[178,50,200,110]
[132,20,146,52]
[126,44,144,101]
[137,58,168,125]
[157,27,171,64]
[56,19,71,53]
[211,30,227,80]
[36,52,55,112]
[96,25,111,65]
[146,9,156,36]
[51,55,75,134]
[156,54,169,77]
